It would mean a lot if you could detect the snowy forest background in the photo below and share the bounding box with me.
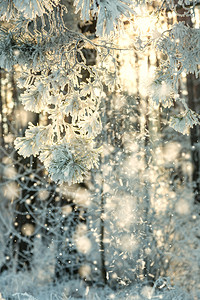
[0,0,200,299]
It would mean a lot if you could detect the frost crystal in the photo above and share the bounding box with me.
[14,123,53,157]
[74,0,133,36]
[39,139,100,185]
[157,23,200,81]
[20,82,49,113]
[0,0,58,20]
[170,109,200,135]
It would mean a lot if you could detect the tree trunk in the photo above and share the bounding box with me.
[187,74,200,204]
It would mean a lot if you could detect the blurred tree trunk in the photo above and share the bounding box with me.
[177,6,200,204]
[53,0,92,281]
[0,68,4,148]
[187,74,200,204]
[13,153,39,271]
[54,198,87,280]
[0,69,38,272]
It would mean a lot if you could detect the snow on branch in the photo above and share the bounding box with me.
[74,0,134,36]
[157,22,200,81]
[0,0,59,20]
[1,0,200,183]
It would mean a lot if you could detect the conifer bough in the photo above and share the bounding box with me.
[0,0,200,184]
